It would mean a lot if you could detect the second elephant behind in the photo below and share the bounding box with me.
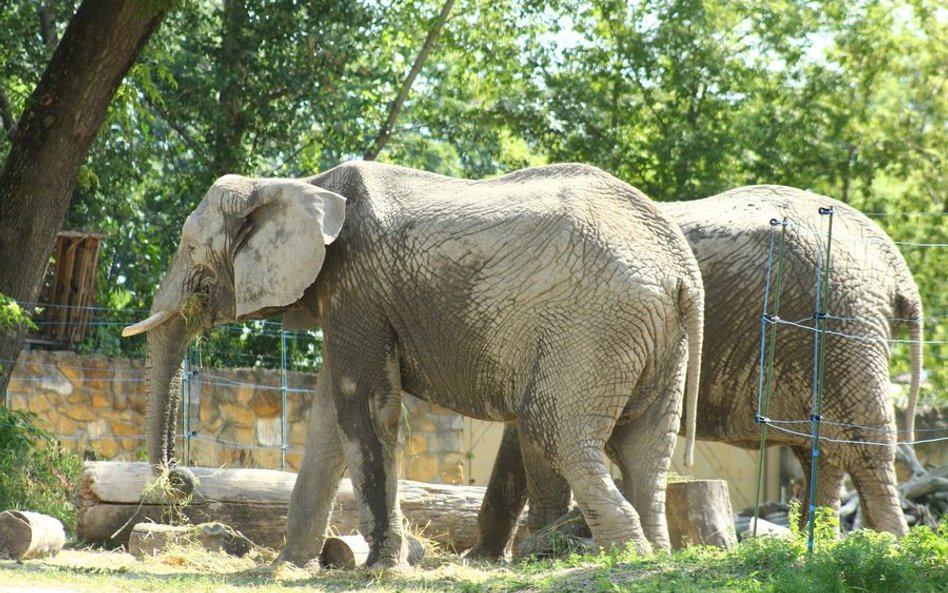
[471,185,923,559]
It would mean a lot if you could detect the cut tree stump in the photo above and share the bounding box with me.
[128,522,253,558]
[666,479,737,549]
[76,461,524,552]
[320,534,425,569]
[0,510,66,560]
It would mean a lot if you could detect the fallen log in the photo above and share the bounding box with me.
[733,516,791,539]
[76,461,521,552]
[0,510,65,560]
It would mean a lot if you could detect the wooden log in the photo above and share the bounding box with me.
[76,461,520,552]
[128,522,253,558]
[79,501,291,551]
[320,535,370,569]
[320,534,425,569]
[666,480,737,550]
[0,510,66,560]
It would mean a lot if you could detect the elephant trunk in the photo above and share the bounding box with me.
[144,315,189,469]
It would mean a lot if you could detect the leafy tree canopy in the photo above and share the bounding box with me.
[0,0,942,396]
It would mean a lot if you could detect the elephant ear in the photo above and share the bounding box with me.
[233,180,346,319]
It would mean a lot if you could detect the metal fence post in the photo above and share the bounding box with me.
[281,330,288,470]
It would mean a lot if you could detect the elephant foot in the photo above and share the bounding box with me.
[363,555,410,572]
[594,534,651,557]
[272,548,321,571]
[464,543,508,563]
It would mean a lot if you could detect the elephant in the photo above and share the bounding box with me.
[469,185,922,560]
[123,161,706,568]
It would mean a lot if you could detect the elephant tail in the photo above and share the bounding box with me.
[680,279,704,469]
[897,285,923,445]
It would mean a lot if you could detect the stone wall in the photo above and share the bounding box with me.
[5,350,466,484]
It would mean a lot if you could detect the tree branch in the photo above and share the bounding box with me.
[140,92,211,165]
[363,0,455,161]
[39,1,59,49]
[0,87,15,140]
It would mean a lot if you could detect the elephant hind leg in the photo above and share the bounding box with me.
[537,437,648,555]
[791,446,846,535]
[847,447,908,537]
[519,400,649,554]
[606,341,687,554]
[468,424,530,561]
[606,409,681,552]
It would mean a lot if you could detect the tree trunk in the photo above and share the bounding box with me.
[128,522,253,558]
[0,0,168,394]
[76,461,523,552]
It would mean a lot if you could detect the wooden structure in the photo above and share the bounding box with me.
[36,231,104,345]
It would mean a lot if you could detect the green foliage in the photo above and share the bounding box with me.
[0,407,83,534]
[492,514,948,593]
[1,0,943,390]
[0,292,36,333]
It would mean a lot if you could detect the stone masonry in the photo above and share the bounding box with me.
[5,350,466,484]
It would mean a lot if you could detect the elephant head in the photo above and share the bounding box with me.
[123,175,346,470]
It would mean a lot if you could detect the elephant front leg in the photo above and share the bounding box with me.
[520,414,649,555]
[332,339,408,568]
[522,436,571,534]
[278,370,347,568]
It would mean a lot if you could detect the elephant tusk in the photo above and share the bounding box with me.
[122,310,176,337]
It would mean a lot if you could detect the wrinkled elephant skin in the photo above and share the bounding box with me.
[471,185,921,559]
[126,162,705,568]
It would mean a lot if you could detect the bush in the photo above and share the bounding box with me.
[732,512,947,593]
[0,406,83,535]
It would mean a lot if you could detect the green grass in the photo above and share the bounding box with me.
[1,520,945,593]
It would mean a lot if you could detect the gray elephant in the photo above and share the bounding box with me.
[123,161,705,568]
[470,185,922,559]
